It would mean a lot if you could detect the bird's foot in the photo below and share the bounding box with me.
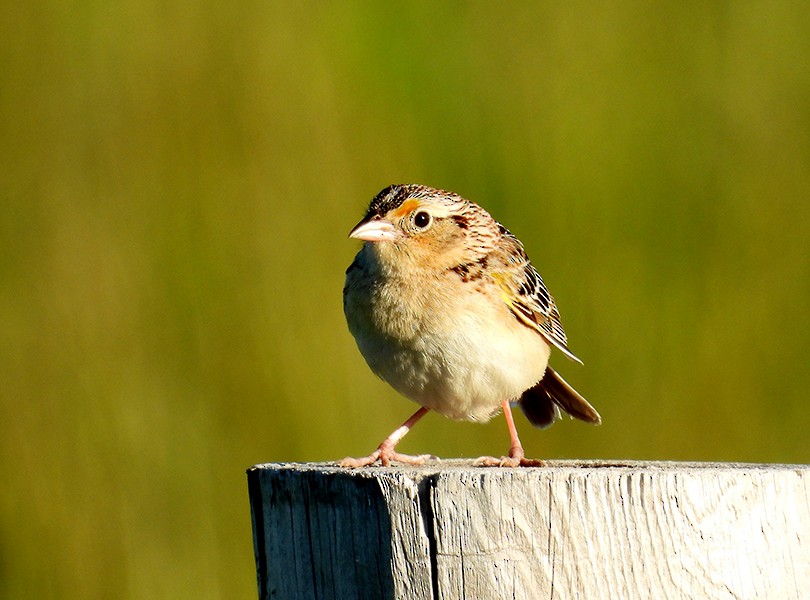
[338,446,436,468]
[473,448,545,468]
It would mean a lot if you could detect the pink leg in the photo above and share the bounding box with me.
[338,407,435,468]
[475,400,545,467]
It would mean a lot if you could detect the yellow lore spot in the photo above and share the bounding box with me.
[394,199,420,218]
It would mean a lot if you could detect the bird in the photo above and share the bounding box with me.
[339,184,600,467]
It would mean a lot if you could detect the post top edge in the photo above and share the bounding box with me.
[247,459,810,475]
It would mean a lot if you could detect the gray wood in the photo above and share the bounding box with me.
[247,460,810,600]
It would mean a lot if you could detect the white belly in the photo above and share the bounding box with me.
[345,269,551,422]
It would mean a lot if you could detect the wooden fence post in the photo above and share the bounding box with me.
[247,460,810,599]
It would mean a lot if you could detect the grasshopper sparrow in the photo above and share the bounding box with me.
[340,184,600,467]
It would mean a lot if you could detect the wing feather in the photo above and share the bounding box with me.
[491,229,583,364]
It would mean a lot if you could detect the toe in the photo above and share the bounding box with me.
[386,452,434,466]
[337,450,381,468]
[473,455,545,467]
[473,456,504,467]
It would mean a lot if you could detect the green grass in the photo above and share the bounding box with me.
[1,3,809,598]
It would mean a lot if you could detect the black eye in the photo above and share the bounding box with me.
[413,210,431,229]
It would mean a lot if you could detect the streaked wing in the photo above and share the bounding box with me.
[492,229,582,364]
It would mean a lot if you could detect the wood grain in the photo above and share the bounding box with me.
[247,461,810,599]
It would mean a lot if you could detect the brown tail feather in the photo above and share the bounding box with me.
[519,366,601,429]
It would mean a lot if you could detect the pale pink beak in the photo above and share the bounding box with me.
[348,218,400,242]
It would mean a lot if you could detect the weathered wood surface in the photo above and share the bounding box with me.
[247,460,810,600]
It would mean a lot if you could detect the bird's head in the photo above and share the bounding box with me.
[349,184,499,272]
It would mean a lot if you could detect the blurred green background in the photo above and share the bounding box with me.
[2,2,809,598]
